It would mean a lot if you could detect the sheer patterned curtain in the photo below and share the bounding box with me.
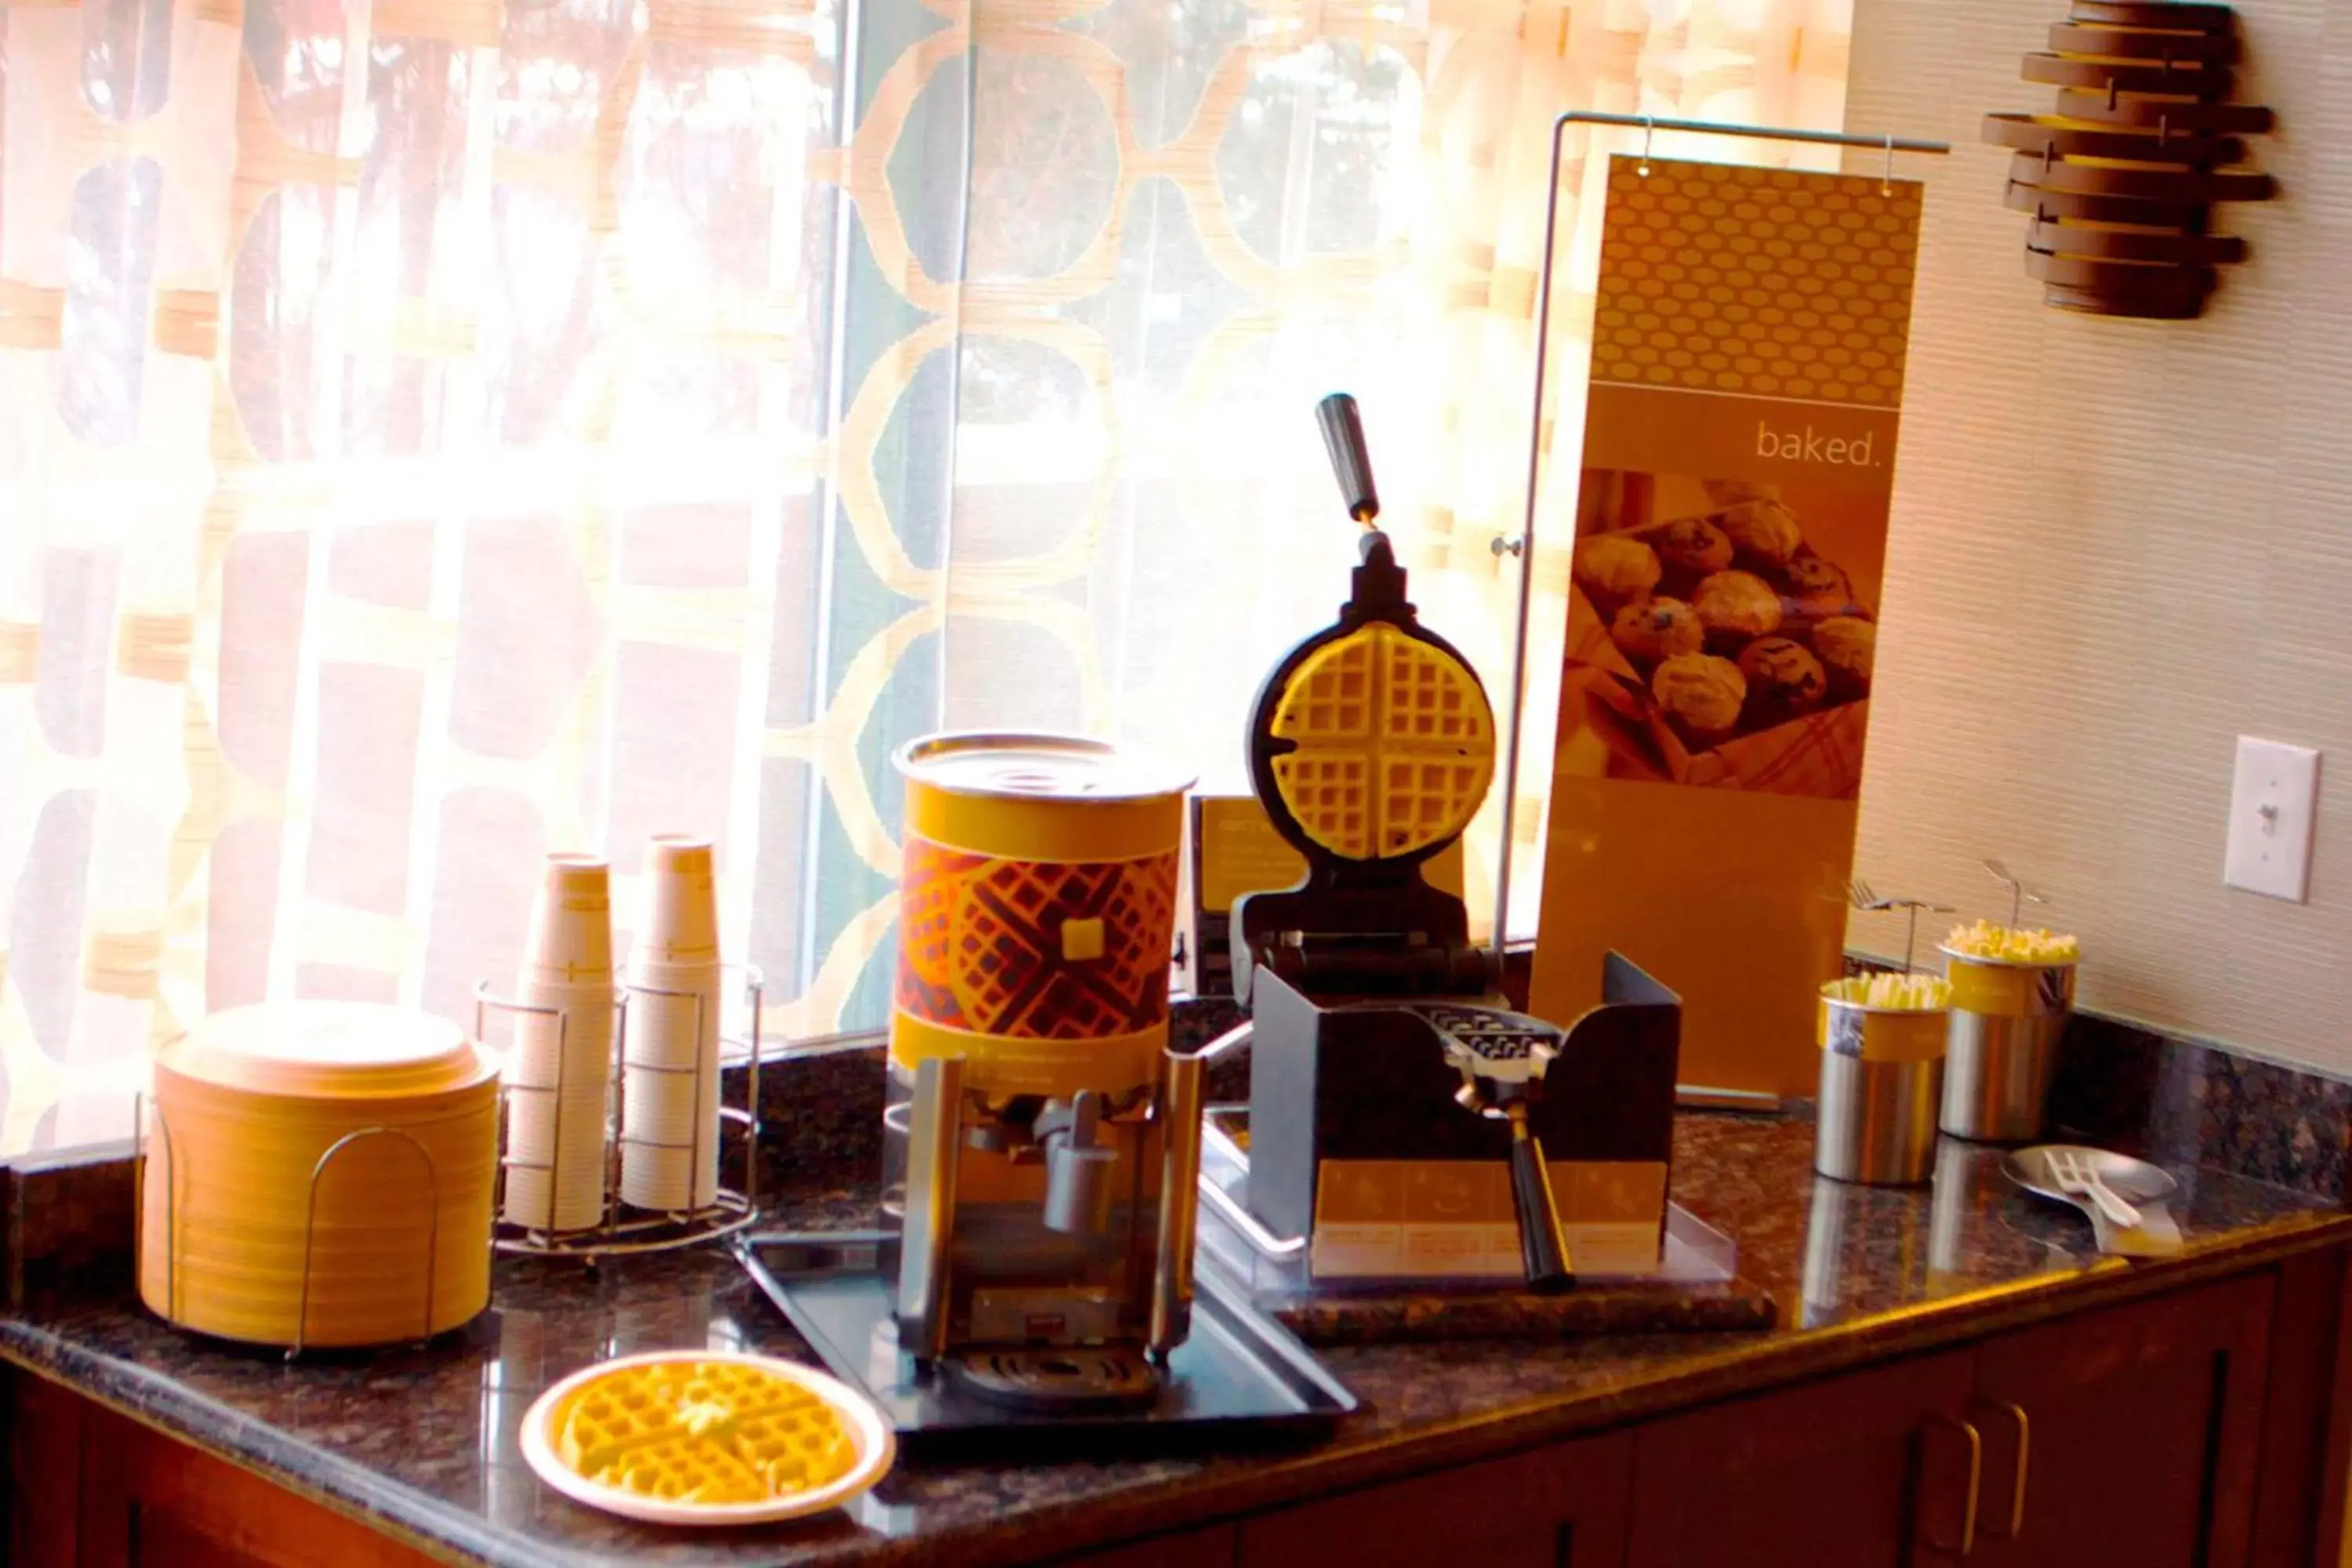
[0,0,1849,1150]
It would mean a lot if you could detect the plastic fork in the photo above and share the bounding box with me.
[2046,1148,2141,1229]
[1846,879,1955,973]
[1983,859,2049,930]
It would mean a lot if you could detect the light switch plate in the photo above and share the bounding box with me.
[2224,737,2320,902]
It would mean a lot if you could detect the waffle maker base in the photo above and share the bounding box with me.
[1194,1105,1770,1345]
[1234,954,1685,1282]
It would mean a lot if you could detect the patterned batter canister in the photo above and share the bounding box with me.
[892,733,1193,1098]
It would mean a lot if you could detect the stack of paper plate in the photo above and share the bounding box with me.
[140,1002,499,1348]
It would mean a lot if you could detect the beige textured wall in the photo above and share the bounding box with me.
[1838,0,2352,1073]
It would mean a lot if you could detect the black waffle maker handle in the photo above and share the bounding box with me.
[1508,1112,1574,1292]
[1317,393,1379,524]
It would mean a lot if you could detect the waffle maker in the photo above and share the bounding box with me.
[1225,395,1682,1295]
[1231,394,1496,1006]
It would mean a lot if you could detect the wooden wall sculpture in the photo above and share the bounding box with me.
[1984,1,2276,319]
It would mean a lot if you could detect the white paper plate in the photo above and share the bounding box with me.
[520,1349,895,1526]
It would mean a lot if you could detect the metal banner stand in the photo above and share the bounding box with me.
[1483,112,1952,1111]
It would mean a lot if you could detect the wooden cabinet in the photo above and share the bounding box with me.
[1624,1349,1980,1567]
[1237,1432,1632,1568]
[86,1416,437,1568]
[1969,1275,2272,1568]
[8,1369,85,1568]
[5,1253,2343,1568]
[1055,1524,1236,1566]
[1627,1273,2283,1568]
[1232,1262,2323,1568]
[6,1373,434,1568]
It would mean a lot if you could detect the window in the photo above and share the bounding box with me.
[0,0,1851,1149]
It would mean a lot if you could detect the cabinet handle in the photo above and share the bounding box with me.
[1987,1401,2029,1540]
[1921,1414,1983,1558]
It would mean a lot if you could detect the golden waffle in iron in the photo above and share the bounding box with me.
[1269,622,1495,859]
[550,1359,860,1505]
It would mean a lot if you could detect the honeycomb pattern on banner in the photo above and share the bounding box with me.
[1590,158,1923,407]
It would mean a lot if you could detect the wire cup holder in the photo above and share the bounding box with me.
[474,963,766,1262]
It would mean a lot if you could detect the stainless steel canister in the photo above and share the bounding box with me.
[1940,951,2076,1142]
[1813,996,1946,1186]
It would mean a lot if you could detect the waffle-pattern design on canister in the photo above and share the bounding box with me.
[1269,623,1494,859]
[553,1360,859,1505]
[894,838,1179,1040]
[898,835,972,1004]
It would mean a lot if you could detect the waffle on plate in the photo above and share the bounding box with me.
[523,1351,892,1525]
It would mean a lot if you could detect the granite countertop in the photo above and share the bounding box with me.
[4,1114,2348,1568]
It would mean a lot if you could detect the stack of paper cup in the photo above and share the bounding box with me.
[619,836,723,1212]
[503,855,615,1232]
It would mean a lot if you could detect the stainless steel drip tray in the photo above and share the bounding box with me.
[1198,1105,1744,1296]
[735,1232,1359,1456]
[1191,1106,1781,1345]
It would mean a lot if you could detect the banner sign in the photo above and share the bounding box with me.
[1531,156,1924,1094]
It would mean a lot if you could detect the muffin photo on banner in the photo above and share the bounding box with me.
[1532,156,1924,1097]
